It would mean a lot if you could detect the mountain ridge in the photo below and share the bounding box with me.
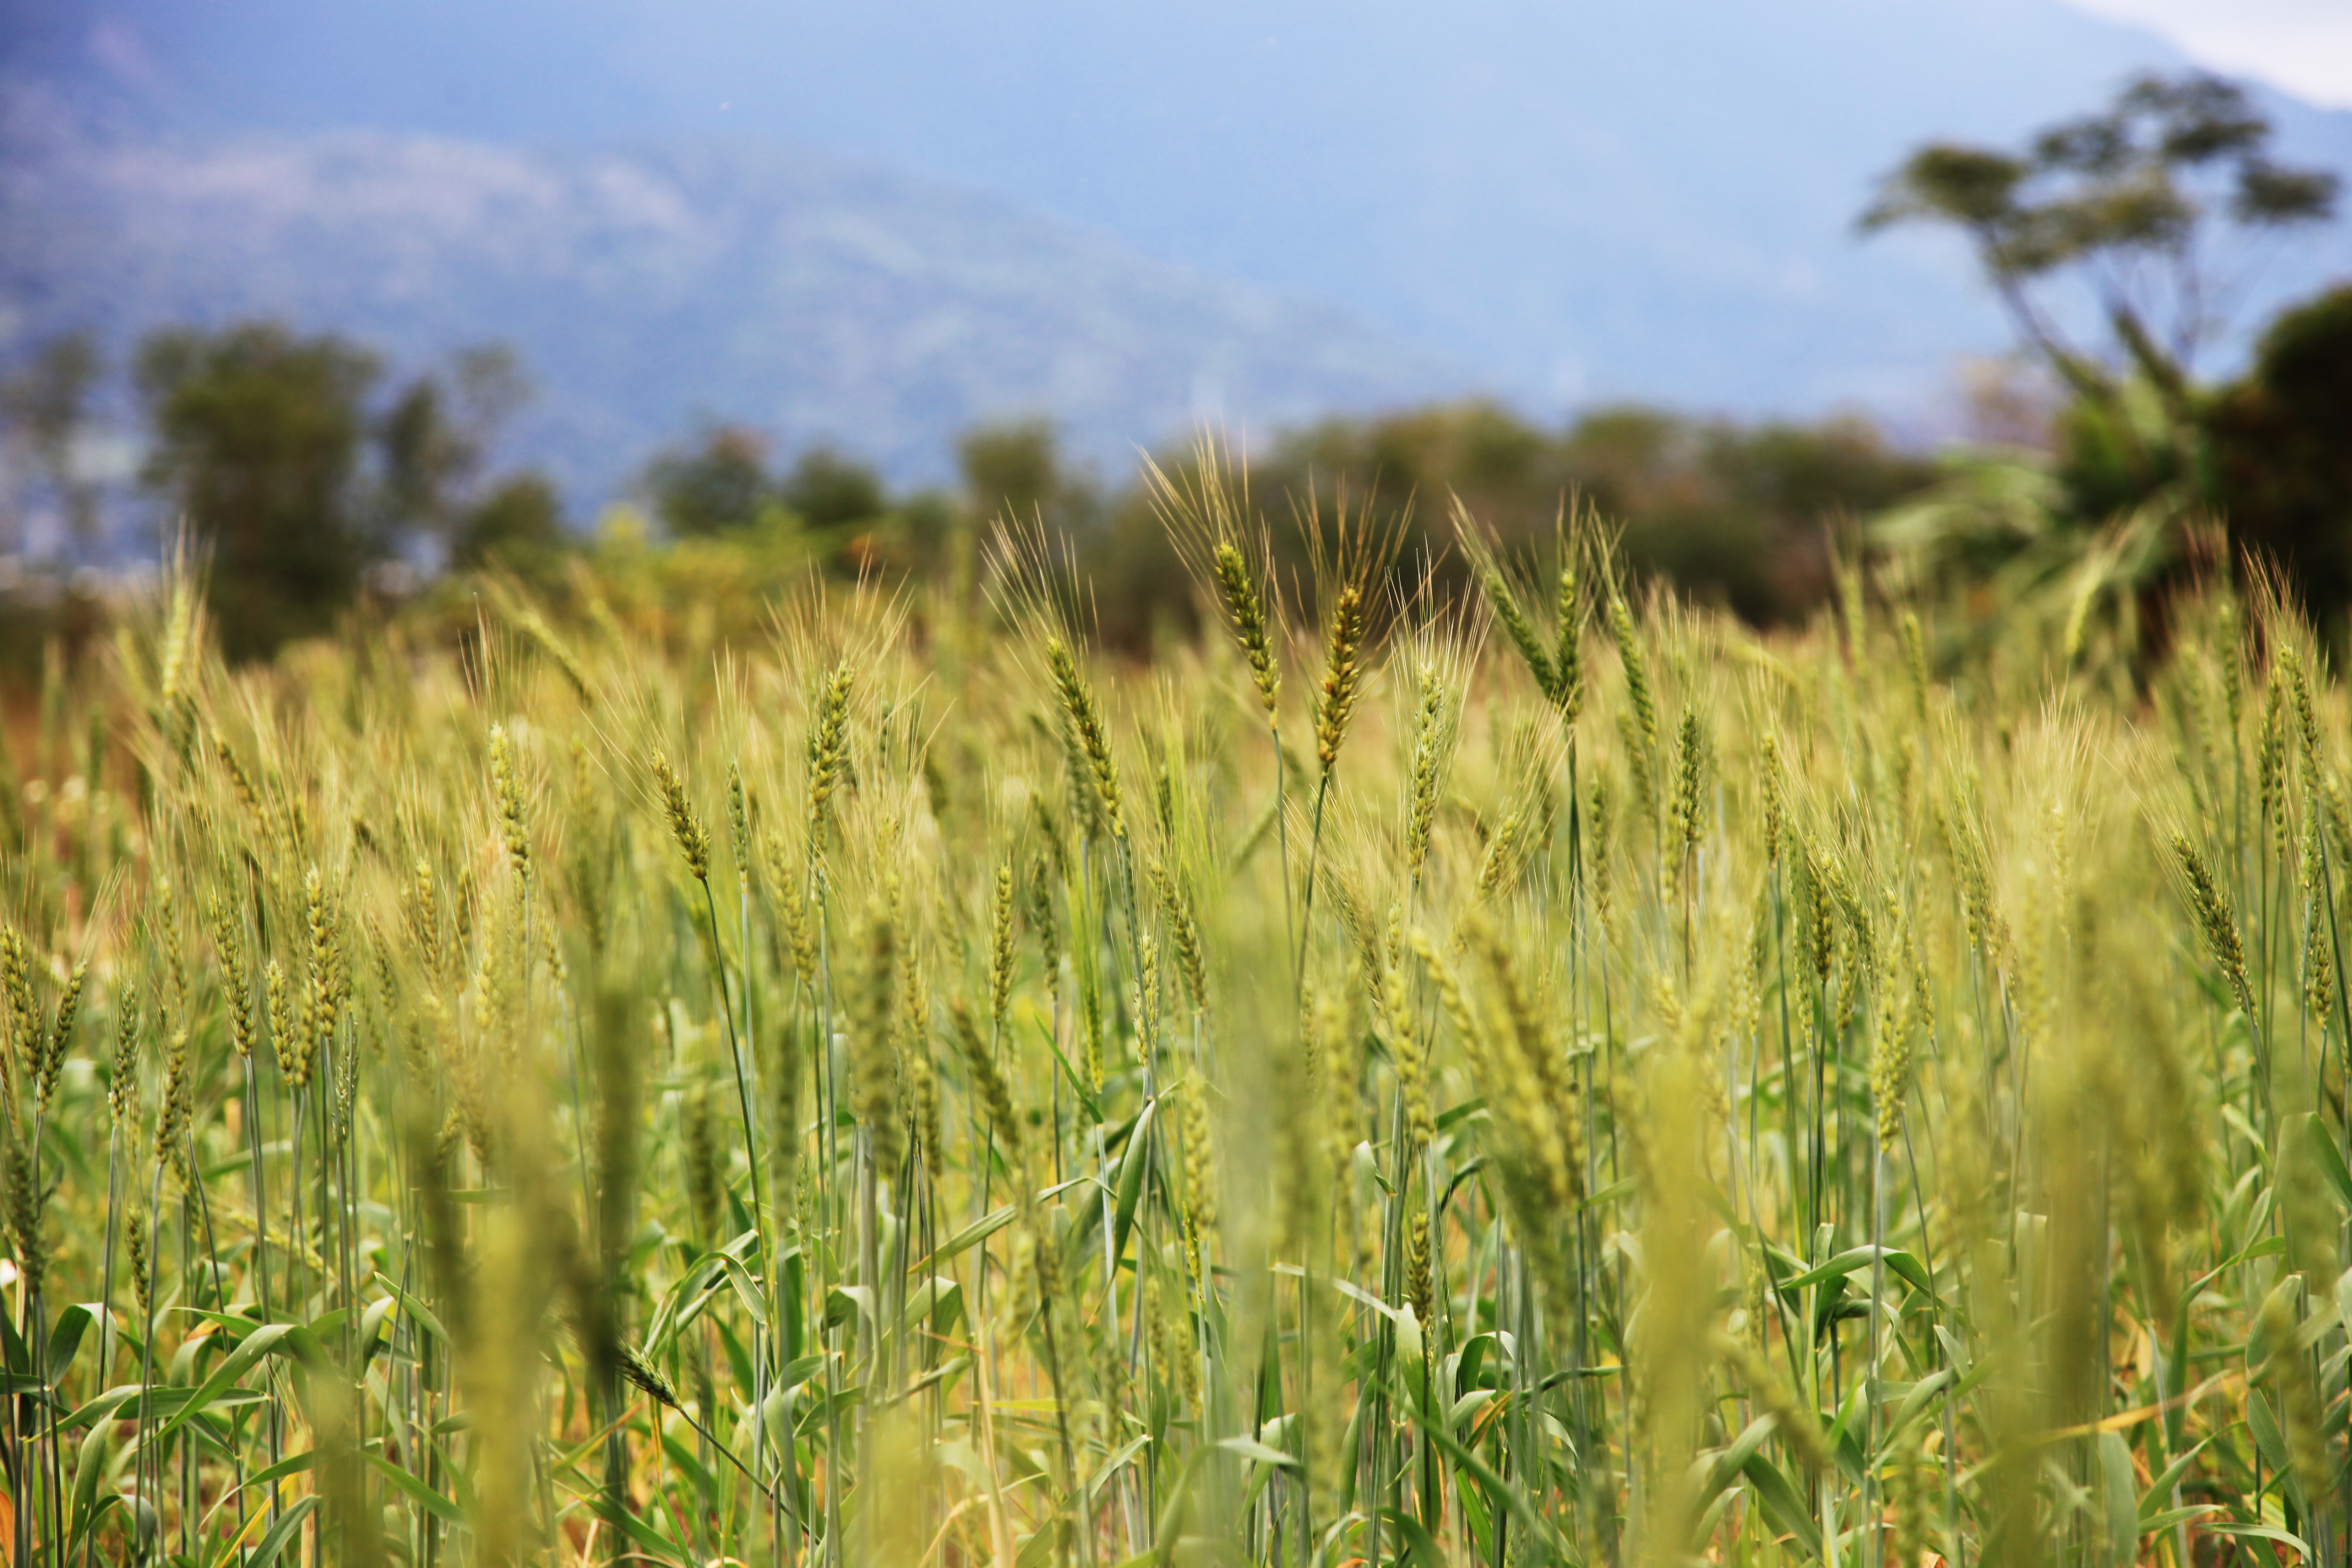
[0,112,1481,498]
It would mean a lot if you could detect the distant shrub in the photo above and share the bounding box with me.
[1083,400,1935,649]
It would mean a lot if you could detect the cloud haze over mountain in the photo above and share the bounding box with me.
[3,0,2347,498]
[0,120,1471,494]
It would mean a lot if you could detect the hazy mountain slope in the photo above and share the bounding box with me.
[0,121,1474,494]
[12,0,2350,422]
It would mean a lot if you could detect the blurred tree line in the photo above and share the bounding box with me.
[1083,402,1933,646]
[3,296,2346,672]
[628,401,1940,651]
[1,324,564,663]
[0,324,1954,668]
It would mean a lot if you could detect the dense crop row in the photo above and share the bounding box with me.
[0,478,2346,1565]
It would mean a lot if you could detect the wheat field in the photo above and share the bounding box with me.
[0,474,2346,1567]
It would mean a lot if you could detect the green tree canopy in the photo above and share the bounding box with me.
[450,471,566,572]
[1862,70,2338,402]
[957,418,1096,534]
[1,331,106,551]
[378,344,530,544]
[2208,286,2352,612]
[1860,71,2347,637]
[778,444,886,531]
[644,423,776,536]
[136,323,385,661]
[1084,400,1934,645]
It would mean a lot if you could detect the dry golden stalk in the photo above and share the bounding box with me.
[2217,596,2244,728]
[2172,831,2252,1016]
[1314,584,1367,776]
[1148,858,1210,1021]
[108,983,141,1129]
[1870,934,1917,1151]
[684,1085,722,1248]
[489,724,531,878]
[1669,707,1706,863]
[2259,672,2289,828]
[806,658,855,860]
[726,762,753,886]
[850,896,903,1177]
[1045,634,1124,837]
[651,749,712,881]
[405,858,446,985]
[1404,667,1451,879]
[0,926,35,1108]
[34,959,85,1112]
[1406,1207,1434,1326]
[901,957,941,1167]
[1132,934,1161,1070]
[307,865,346,1069]
[126,1205,150,1316]
[763,828,820,986]
[267,958,308,1089]
[990,863,1018,1032]
[1900,611,1930,713]
[2303,815,2337,1022]
[1554,564,1583,721]
[154,1026,192,1164]
[1407,928,1484,1075]
[208,893,255,1059]
[1484,566,1554,700]
[511,602,593,701]
[215,738,271,844]
[1026,859,1062,1008]
[157,574,197,719]
[1383,953,1435,1152]
[2283,644,2324,781]
[1465,920,1581,1215]
[1181,1071,1216,1253]
[1610,591,1658,758]
[5,1127,41,1299]
[1212,540,1282,721]
[951,999,1020,1168]
[1759,733,1785,867]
